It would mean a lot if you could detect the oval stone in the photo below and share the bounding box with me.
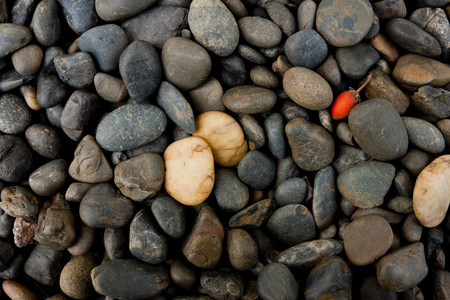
[164,136,214,206]
[2,280,38,300]
[284,29,328,69]
[402,116,445,154]
[59,0,97,34]
[275,177,307,206]
[96,103,167,152]
[25,124,61,159]
[30,0,60,47]
[214,168,249,212]
[54,52,96,89]
[257,263,299,300]
[151,196,186,238]
[335,42,380,80]
[95,0,157,21]
[29,159,69,197]
[283,67,333,110]
[227,228,258,270]
[0,94,31,134]
[348,98,408,161]
[188,0,239,57]
[59,255,97,300]
[0,186,39,218]
[223,85,277,114]
[12,44,43,76]
[93,73,128,103]
[237,151,276,190]
[238,16,282,48]
[229,198,276,228]
[0,24,32,59]
[188,77,225,113]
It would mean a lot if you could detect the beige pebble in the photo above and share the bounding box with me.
[3,280,38,300]
[20,85,41,111]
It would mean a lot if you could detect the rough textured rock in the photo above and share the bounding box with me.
[59,255,97,300]
[0,94,31,134]
[0,135,34,182]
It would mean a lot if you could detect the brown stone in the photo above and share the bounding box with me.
[351,207,403,225]
[436,119,450,146]
[19,85,40,111]
[229,198,277,228]
[223,85,277,114]
[227,228,258,270]
[94,73,128,103]
[60,255,97,300]
[0,186,39,217]
[370,33,401,64]
[67,223,95,256]
[3,280,38,300]
[188,77,225,113]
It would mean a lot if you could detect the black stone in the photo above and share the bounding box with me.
[126,134,169,157]
[0,208,14,238]
[0,94,31,134]
[220,54,248,87]
[0,70,34,92]
[275,155,301,187]
[11,0,38,25]
[312,166,337,229]
[257,262,299,300]
[30,0,60,47]
[214,168,249,212]
[264,113,286,159]
[336,42,380,80]
[237,150,276,190]
[46,104,64,128]
[275,177,307,206]
[0,240,15,271]
[36,73,68,108]
[59,0,98,34]
[24,244,65,286]
[0,23,32,59]
[151,195,186,238]
[284,29,328,69]
[0,135,34,182]
[104,227,128,260]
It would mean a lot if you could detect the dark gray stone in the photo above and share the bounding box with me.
[312,166,337,229]
[95,0,158,21]
[0,70,34,92]
[237,44,267,65]
[387,196,414,214]
[401,148,433,176]
[412,85,450,118]
[59,0,98,34]
[284,29,328,69]
[0,240,15,271]
[214,168,249,212]
[281,99,310,121]
[11,0,37,25]
[104,227,128,260]
[0,23,32,59]
[29,159,69,197]
[238,16,281,48]
[126,134,169,157]
[275,177,307,206]
[336,42,380,80]
[36,73,68,108]
[275,155,301,187]
[402,116,445,154]
[0,94,31,134]
[265,0,296,36]
[332,144,370,174]
[257,262,298,300]
[237,114,265,151]
[394,168,414,198]
[151,195,186,238]
[24,244,65,286]
[25,124,62,159]
[264,113,286,159]
[46,104,63,128]
[220,54,247,87]
[0,135,34,183]
[200,271,244,300]
[30,0,60,47]
[237,150,276,190]
[54,52,96,89]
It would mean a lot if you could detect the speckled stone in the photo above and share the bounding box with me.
[387,196,414,214]
[54,52,96,89]
[0,135,34,183]
[59,255,97,299]
[0,186,39,218]
[200,270,244,300]
[2,280,38,300]
[412,85,450,118]
[284,29,328,69]
[95,0,157,21]
[0,24,32,59]
[335,42,380,80]
[229,198,276,228]
[30,0,60,47]
[25,124,61,159]
[227,228,258,270]
[402,116,445,154]
[238,44,267,65]
[0,94,31,134]
[29,159,68,197]
[265,0,295,36]
[238,16,282,48]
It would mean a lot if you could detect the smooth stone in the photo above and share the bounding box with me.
[402,116,445,154]
[352,207,404,225]
[41,46,65,74]
[316,0,373,47]
[119,40,162,101]
[402,214,423,243]
[275,177,307,206]
[304,256,352,300]
[332,144,370,174]
[69,135,113,183]
[188,77,225,113]
[91,259,169,298]
[164,137,214,206]
[220,54,247,87]
[264,1,295,36]
[12,44,42,76]
[227,228,258,270]
[433,270,450,299]
[37,74,68,108]
[188,0,239,56]
[286,117,335,172]
[370,33,401,64]
[151,195,186,238]
[0,94,31,134]
[257,263,299,300]
[264,113,286,159]
[267,204,315,246]
[157,81,196,134]
[395,168,414,198]
[0,208,14,238]
[54,52,96,89]
[349,98,408,161]
[0,186,39,217]
[96,103,167,152]
[170,259,196,290]
[313,166,336,229]
[315,54,346,92]
[401,148,433,176]
[0,24,31,59]
[20,85,40,111]
[0,240,14,271]
[413,155,450,228]
[0,70,34,92]
[0,135,34,182]
[386,18,441,57]
[283,67,333,110]
[94,73,128,103]
[200,271,244,300]
[214,168,249,212]
[341,197,358,217]
[67,223,95,256]
[25,124,61,159]
[1,254,29,281]
[377,242,428,292]
[387,196,414,214]
[221,0,247,18]
[229,198,276,228]
[34,194,76,250]
[29,159,68,197]
[284,29,327,69]
[298,0,316,30]
[104,227,127,260]
[30,0,60,46]
[162,37,211,91]
[373,0,407,20]
[125,134,169,157]
[336,42,380,80]
[182,206,224,268]
[122,6,188,49]
[237,150,275,190]
[2,280,38,300]
[337,161,395,208]
[261,44,282,58]
[359,274,399,300]
[223,85,276,114]
[237,44,267,65]
[95,0,157,21]
[11,0,36,25]
[24,244,65,286]
[393,54,450,91]
[238,16,281,48]
[130,209,168,264]
[59,255,97,300]
[59,0,97,34]
[437,119,450,145]
[412,85,450,118]
[237,114,265,151]
[365,14,380,40]
[250,65,279,89]
[78,24,128,72]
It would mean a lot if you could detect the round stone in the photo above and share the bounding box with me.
[11,44,43,76]
[265,0,295,36]
[29,159,69,197]
[284,29,328,69]
[25,124,62,159]
[54,52,96,89]
[60,255,97,300]
[220,54,248,87]
[238,16,282,48]
[0,94,32,134]
[30,0,61,47]
[188,77,225,113]
[94,73,128,103]
[170,260,196,290]
[223,85,277,114]
[227,228,258,270]
[151,196,186,238]
[214,168,249,212]
[237,150,276,190]
[335,42,380,80]
[275,178,307,206]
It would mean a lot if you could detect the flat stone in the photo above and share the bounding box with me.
[286,117,335,172]
[59,0,98,34]
[265,0,295,36]
[412,85,450,118]
[257,263,298,300]
[275,177,307,206]
[30,0,60,46]
[0,24,32,59]
[95,0,157,21]
[200,270,244,300]
[336,42,380,80]
[54,52,96,89]
[25,124,61,159]
[0,94,31,134]
[283,67,333,110]
[238,16,281,48]
[237,114,265,151]
[284,29,327,70]
[12,44,43,76]
[59,255,97,300]
[94,73,128,103]
[312,166,337,229]
[402,116,445,154]
[29,159,68,197]
[337,161,395,208]
[229,198,276,228]
[24,244,65,286]
[214,168,249,212]
[0,135,34,182]
[188,77,225,113]
[223,85,276,114]
[237,150,275,190]
[151,196,186,238]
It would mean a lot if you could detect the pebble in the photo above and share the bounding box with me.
[2,280,38,300]
[237,114,265,151]
[0,135,34,182]
[96,103,167,152]
[103,227,127,260]
[238,16,281,48]
[24,244,65,286]
[0,70,34,92]
[13,216,37,247]
[395,168,414,198]
[223,85,276,114]
[78,24,128,72]
[315,0,373,47]
[344,215,393,266]
[11,44,42,76]
[151,196,186,238]
[93,73,128,103]
[170,260,196,290]
[229,198,276,228]
[412,85,450,118]
[285,117,335,172]
[164,137,214,206]
[28,159,69,197]
[272,54,293,77]
[372,0,407,20]
[256,262,298,300]
[37,73,68,108]
[188,0,239,56]
[237,150,275,190]
[0,240,15,271]
[376,242,428,292]
[250,65,279,89]
[386,196,414,214]
[182,206,224,268]
[402,148,434,176]
[433,270,450,299]
[54,52,96,89]
[353,207,404,225]
[332,144,370,174]
[370,33,401,64]
[221,0,247,18]
[315,54,346,92]
[358,274,399,300]
[297,0,316,30]
[119,40,162,101]
[402,116,445,154]
[275,177,307,206]
[283,67,333,110]
[0,208,14,238]
[162,37,211,91]
[67,223,95,256]
[349,98,408,161]
[0,186,39,218]
[0,94,31,134]
[59,255,97,300]
[227,228,258,270]
[30,0,60,47]
[319,109,333,132]
[284,29,328,69]
[237,44,267,65]
[25,124,61,159]
[312,166,337,229]
[386,18,441,57]
[304,256,352,300]
[413,155,450,228]
[95,0,157,21]
[125,134,169,157]
[200,270,244,300]
[214,168,249,212]
[220,54,248,87]
[122,6,188,50]
[437,119,450,145]
[91,259,169,298]
[337,161,395,208]
[276,239,343,268]
[130,209,168,264]
[79,183,135,228]
[335,42,380,80]
[20,85,40,111]
[264,0,295,36]
[69,135,113,183]
[59,0,97,34]
[267,204,315,246]
[264,113,286,159]
[188,77,224,113]
[402,214,423,243]
[0,24,32,59]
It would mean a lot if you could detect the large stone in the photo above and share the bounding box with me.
[0,24,32,59]
[257,263,298,300]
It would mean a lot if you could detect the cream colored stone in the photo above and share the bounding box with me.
[193,111,248,167]
[164,136,215,206]
[413,155,450,228]
[3,280,38,300]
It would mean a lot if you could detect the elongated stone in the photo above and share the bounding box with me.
[237,114,265,151]
[238,16,282,48]
[59,0,98,34]
[30,0,60,46]
[95,0,157,21]
[229,198,276,228]
[402,116,445,154]
[313,166,336,229]
[223,85,277,114]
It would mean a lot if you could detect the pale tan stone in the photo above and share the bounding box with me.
[3,280,38,300]
[193,111,248,167]
[164,136,214,206]
[20,85,41,111]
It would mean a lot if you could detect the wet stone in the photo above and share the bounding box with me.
[312,166,337,229]
[37,74,68,108]
[130,209,168,264]
[337,161,395,208]
[359,274,399,300]
[257,262,299,300]
[227,228,258,270]
[387,196,414,214]
[402,214,423,243]
[402,116,445,154]
[412,85,450,118]
[0,23,32,59]
[65,183,94,203]
[0,240,14,271]
[370,33,401,64]
[67,223,95,256]
[170,260,196,290]
[119,40,162,101]
[189,77,225,113]
[264,113,286,159]
[336,42,380,80]
[237,150,275,190]
[214,168,249,212]
[30,0,60,46]
[151,195,186,238]
[0,135,34,182]
[54,52,96,89]
[104,227,127,260]
[59,0,98,34]
[332,144,370,174]
[95,0,157,21]
[201,270,244,300]
[220,54,247,87]
[250,65,279,89]
[59,255,97,300]
[238,16,281,48]
[304,256,352,300]
[24,244,65,286]
[25,124,61,159]
[0,186,39,217]
[401,148,433,176]
[0,94,31,134]
[29,159,69,197]
[80,183,135,228]
[286,117,335,172]
[94,73,128,103]
[229,198,276,228]
[267,204,316,246]
[275,177,307,206]
[12,44,43,76]
[284,29,328,69]
[237,114,265,151]
[237,44,267,65]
